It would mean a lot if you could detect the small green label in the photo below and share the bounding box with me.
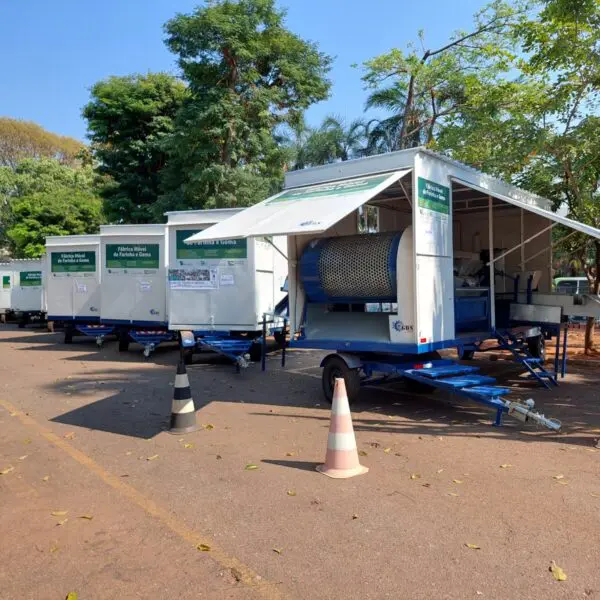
[268,173,390,204]
[106,244,160,269]
[176,230,247,260]
[20,271,42,286]
[51,251,96,273]
[2,275,9,289]
[417,177,450,214]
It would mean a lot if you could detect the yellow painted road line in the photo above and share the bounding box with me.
[0,399,286,600]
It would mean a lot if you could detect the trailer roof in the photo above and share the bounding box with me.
[185,169,411,243]
[100,224,165,236]
[46,234,100,247]
[165,208,243,226]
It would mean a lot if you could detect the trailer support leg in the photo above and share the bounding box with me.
[261,314,267,372]
[281,318,287,368]
[561,325,568,378]
[554,328,560,378]
[493,408,504,427]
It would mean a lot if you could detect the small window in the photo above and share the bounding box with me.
[358,205,379,233]
[578,281,589,294]
[557,281,577,294]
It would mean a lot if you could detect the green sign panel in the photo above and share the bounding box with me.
[51,251,96,273]
[176,230,247,260]
[2,275,9,289]
[268,174,390,204]
[106,244,160,269]
[417,177,450,215]
[20,271,42,287]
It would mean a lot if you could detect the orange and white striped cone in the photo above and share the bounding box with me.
[168,361,198,435]
[316,377,368,479]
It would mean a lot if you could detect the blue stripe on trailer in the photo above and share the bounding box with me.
[434,374,496,388]
[412,365,479,379]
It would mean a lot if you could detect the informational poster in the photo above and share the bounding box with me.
[51,251,96,275]
[138,281,152,293]
[75,282,88,293]
[417,177,450,219]
[175,230,247,260]
[168,268,218,290]
[106,244,160,271]
[2,276,9,289]
[415,176,452,257]
[20,271,42,287]
[219,273,235,286]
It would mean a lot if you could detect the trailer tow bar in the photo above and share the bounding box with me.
[143,343,156,359]
[95,335,104,348]
[503,398,561,431]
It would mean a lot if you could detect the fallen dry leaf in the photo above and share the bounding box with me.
[23,439,32,445]
[245,464,258,470]
[146,454,159,461]
[285,451,295,457]
[549,561,567,581]
[51,511,68,517]
[66,593,77,600]
[556,480,569,485]
[272,547,282,554]
[286,490,296,497]
[18,455,28,461]
[230,567,243,582]
[591,492,600,498]
[500,464,513,469]
[447,492,459,497]
[422,483,431,488]
[56,518,68,526]
[410,473,421,480]
[49,544,59,553]
[202,423,215,430]
[42,475,50,482]
[197,543,211,552]
[125,451,132,456]
[9,411,17,416]
[437,468,444,474]
[553,474,564,480]
[465,543,481,550]
[358,450,368,457]
[352,514,359,520]
[183,443,193,449]
[453,479,464,484]
[63,432,76,440]
[216,455,222,460]
[0,466,15,475]
[79,515,93,520]
[383,447,392,454]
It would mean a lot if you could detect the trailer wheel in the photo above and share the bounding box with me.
[527,335,546,361]
[63,328,73,344]
[118,336,130,352]
[322,355,361,406]
[459,349,475,360]
[273,330,286,348]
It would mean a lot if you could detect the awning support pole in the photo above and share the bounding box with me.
[523,229,578,265]
[520,209,525,271]
[489,197,496,329]
[261,237,288,261]
[485,223,555,266]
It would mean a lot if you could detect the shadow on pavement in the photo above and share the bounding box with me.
[262,459,321,472]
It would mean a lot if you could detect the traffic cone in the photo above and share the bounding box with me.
[316,378,368,479]
[168,361,198,435]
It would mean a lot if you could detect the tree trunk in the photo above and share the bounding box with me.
[584,241,600,354]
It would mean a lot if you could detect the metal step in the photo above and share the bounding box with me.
[415,365,480,379]
[438,374,496,388]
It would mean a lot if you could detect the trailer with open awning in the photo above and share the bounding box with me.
[184,148,600,429]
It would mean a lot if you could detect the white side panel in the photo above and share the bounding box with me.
[0,268,12,312]
[46,244,100,319]
[168,225,257,330]
[389,227,416,343]
[101,234,166,324]
[416,256,455,344]
[413,153,455,343]
[12,261,44,312]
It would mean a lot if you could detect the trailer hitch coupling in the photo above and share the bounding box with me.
[507,400,561,431]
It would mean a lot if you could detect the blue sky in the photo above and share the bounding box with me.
[0,0,484,141]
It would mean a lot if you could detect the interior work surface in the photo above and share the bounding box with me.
[186,148,600,356]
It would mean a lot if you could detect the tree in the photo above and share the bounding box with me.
[83,73,188,223]
[360,1,521,153]
[158,0,331,214]
[1,158,103,257]
[0,118,83,168]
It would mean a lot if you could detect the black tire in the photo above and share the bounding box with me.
[18,320,25,329]
[403,351,441,394]
[527,335,546,361]
[459,349,475,360]
[322,355,361,405]
[182,349,194,365]
[64,328,73,344]
[249,342,263,362]
[118,336,130,352]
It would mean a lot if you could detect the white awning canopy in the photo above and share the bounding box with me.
[451,176,600,240]
[184,170,411,243]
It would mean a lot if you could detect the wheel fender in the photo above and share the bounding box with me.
[180,330,196,348]
[320,352,362,370]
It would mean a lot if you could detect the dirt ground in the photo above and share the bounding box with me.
[1,326,599,600]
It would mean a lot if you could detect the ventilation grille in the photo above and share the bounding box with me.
[318,233,398,299]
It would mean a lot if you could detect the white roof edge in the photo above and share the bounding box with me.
[45,234,100,246]
[165,208,244,226]
[100,224,165,236]
[284,148,420,189]
[451,176,600,240]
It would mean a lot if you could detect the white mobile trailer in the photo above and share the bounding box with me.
[100,224,170,356]
[167,209,287,333]
[10,258,46,327]
[186,148,600,428]
[0,263,12,322]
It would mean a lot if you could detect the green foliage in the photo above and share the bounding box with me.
[158,0,331,213]
[0,118,83,169]
[7,189,103,258]
[1,159,103,257]
[83,73,188,223]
